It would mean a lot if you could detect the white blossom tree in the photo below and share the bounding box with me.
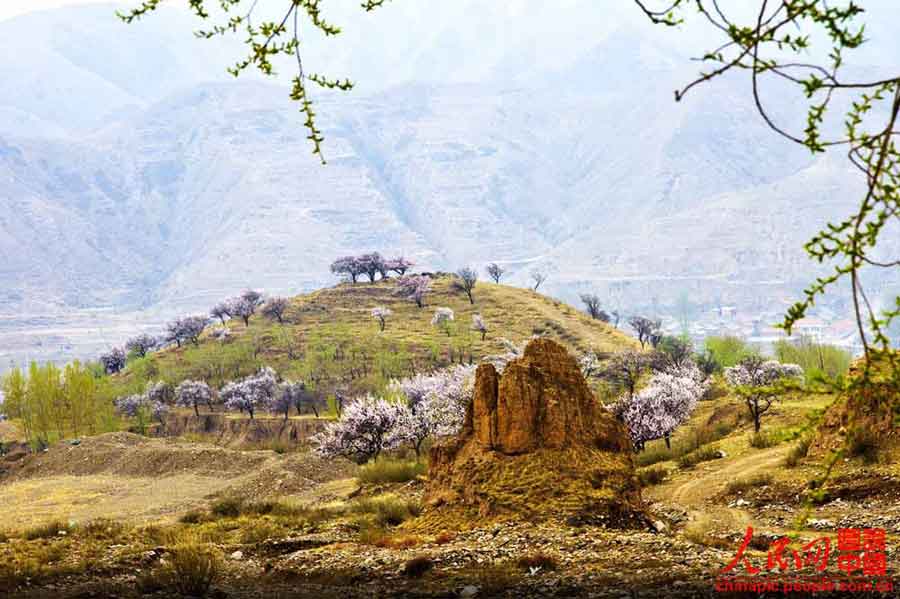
[471,314,488,341]
[371,306,392,331]
[396,275,432,308]
[431,307,454,336]
[724,356,804,432]
[175,380,214,417]
[220,367,278,419]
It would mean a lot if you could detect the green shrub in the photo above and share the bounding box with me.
[749,432,780,449]
[357,459,426,484]
[638,466,668,486]
[725,473,773,494]
[773,339,851,383]
[637,419,737,467]
[678,445,722,469]
[705,336,758,368]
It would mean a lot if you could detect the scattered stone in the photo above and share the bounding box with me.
[229,550,244,560]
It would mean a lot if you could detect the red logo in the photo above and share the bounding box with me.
[716,526,892,594]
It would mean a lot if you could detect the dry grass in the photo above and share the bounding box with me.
[677,445,722,470]
[350,494,421,527]
[357,459,426,484]
[724,473,773,495]
[110,277,636,397]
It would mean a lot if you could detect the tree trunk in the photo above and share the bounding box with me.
[194,403,199,417]
[665,435,671,450]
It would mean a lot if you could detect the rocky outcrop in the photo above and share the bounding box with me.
[424,339,643,528]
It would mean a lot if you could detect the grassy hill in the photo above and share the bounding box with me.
[114,275,636,400]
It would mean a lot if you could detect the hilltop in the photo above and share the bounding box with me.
[112,275,635,401]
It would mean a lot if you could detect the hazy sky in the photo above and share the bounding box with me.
[0,0,116,21]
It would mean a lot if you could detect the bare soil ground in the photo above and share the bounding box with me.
[3,391,899,598]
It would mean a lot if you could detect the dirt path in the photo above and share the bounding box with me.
[650,445,791,534]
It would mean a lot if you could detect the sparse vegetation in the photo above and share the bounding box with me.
[155,544,221,597]
[357,459,426,484]
[725,473,773,495]
[638,465,669,486]
[351,494,421,527]
[785,436,813,467]
[677,445,722,469]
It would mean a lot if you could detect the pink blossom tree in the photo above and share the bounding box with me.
[313,395,404,464]
[611,365,705,451]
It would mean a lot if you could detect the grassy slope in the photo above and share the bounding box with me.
[115,275,636,398]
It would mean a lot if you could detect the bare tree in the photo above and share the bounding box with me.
[125,334,157,358]
[485,263,505,284]
[453,267,478,304]
[530,270,547,291]
[210,302,231,326]
[601,351,652,399]
[628,316,661,350]
[580,293,610,322]
[262,297,289,324]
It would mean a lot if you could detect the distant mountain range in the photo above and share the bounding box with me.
[1,3,897,368]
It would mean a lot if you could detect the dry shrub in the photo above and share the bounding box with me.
[638,465,668,486]
[725,473,773,495]
[374,534,421,549]
[749,432,779,449]
[351,494,421,527]
[785,436,812,468]
[22,520,70,541]
[434,531,455,545]
[357,459,426,484]
[677,445,721,469]
[402,555,434,578]
[210,497,243,518]
[78,518,127,540]
[516,552,558,571]
[155,544,221,597]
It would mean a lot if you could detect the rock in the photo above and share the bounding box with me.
[229,550,244,560]
[652,520,668,534]
[460,585,480,597]
[425,339,644,526]
[715,449,728,459]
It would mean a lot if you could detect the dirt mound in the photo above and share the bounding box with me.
[422,339,643,528]
[6,432,355,497]
[158,412,328,448]
[9,432,270,480]
[811,354,900,457]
